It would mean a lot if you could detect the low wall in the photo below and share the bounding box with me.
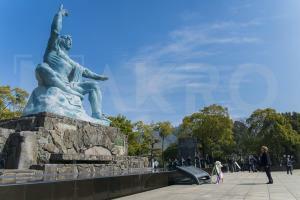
[0,171,175,200]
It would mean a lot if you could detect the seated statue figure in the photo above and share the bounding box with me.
[23,5,110,125]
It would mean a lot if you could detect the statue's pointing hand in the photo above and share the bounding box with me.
[97,76,109,81]
[59,4,68,17]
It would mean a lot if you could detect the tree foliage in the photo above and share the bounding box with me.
[0,85,29,120]
[154,121,173,166]
[109,115,156,156]
[179,104,234,160]
[109,106,300,164]
[109,115,137,155]
[282,112,300,134]
[163,143,178,161]
[233,120,260,156]
[154,121,173,151]
[246,108,300,162]
[133,121,155,156]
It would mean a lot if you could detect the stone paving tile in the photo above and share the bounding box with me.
[117,170,300,200]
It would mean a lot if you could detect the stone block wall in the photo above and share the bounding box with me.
[0,113,130,169]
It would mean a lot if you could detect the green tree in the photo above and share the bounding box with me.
[0,85,29,120]
[282,112,300,134]
[233,120,248,154]
[109,115,157,157]
[180,104,234,161]
[154,121,173,167]
[247,108,300,163]
[108,115,140,155]
[133,121,154,156]
[233,120,259,156]
[163,143,178,161]
[178,115,193,138]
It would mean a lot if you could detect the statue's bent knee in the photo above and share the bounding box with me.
[82,81,100,92]
[90,81,100,91]
[35,63,49,86]
[35,63,58,86]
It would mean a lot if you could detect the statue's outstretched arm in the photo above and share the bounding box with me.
[53,51,108,82]
[82,68,109,81]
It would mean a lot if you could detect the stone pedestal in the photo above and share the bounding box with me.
[0,113,147,176]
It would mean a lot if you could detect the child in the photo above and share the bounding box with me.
[212,161,224,184]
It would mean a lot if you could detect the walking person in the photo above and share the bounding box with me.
[260,146,273,184]
[153,159,159,172]
[286,156,293,175]
[151,158,155,172]
[248,155,257,172]
[228,157,234,172]
[181,157,185,166]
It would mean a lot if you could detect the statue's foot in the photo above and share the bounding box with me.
[91,112,111,126]
[92,112,102,119]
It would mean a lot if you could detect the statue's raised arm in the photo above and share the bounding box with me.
[44,5,68,55]
[52,5,68,34]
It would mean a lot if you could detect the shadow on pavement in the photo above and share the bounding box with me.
[238,183,266,185]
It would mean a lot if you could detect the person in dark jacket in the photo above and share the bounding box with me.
[248,155,257,172]
[260,146,273,184]
[286,156,294,175]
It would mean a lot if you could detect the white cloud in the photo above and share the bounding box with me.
[116,18,264,121]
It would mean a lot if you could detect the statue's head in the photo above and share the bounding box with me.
[58,35,72,51]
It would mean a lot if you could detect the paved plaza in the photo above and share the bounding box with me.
[117,170,300,200]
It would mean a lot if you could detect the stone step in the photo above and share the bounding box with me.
[0,169,43,184]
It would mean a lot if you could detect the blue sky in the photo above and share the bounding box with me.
[1,0,300,125]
